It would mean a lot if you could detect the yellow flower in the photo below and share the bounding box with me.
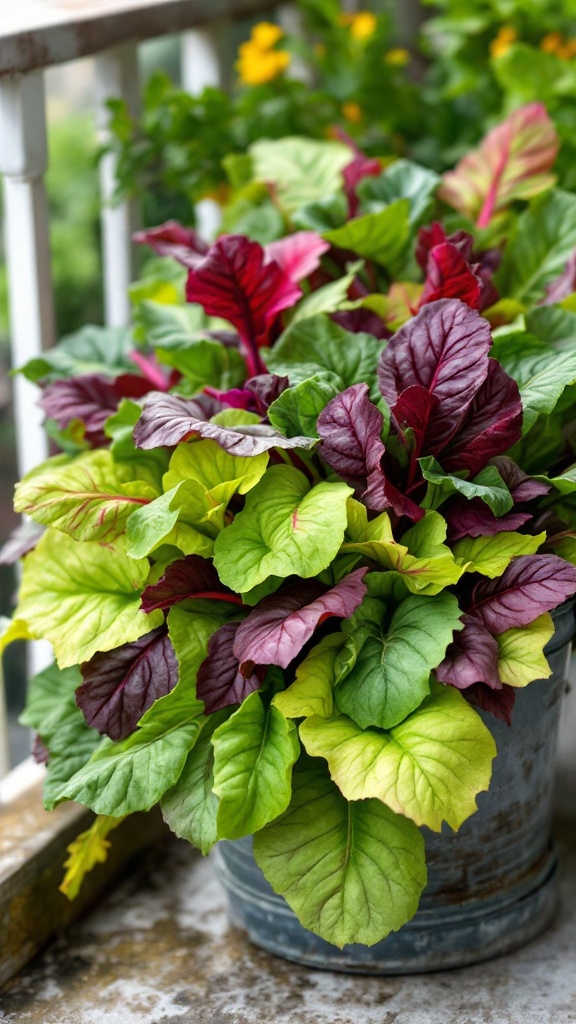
[349,12,377,41]
[251,22,284,50]
[385,48,410,67]
[314,43,326,59]
[236,22,290,86]
[342,101,363,123]
[540,31,564,54]
[489,25,517,59]
[237,42,291,85]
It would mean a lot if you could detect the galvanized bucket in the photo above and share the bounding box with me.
[214,601,575,973]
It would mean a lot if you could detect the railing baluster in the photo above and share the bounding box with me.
[95,44,141,328]
[0,71,53,479]
[0,660,10,779]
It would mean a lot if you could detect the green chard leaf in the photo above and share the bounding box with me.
[14,531,163,667]
[212,691,300,840]
[419,458,513,517]
[323,200,411,274]
[125,484,216,560]
[267,375,340,438]
[491,333,576,434]
[213,465,352,592]
[265,315,386,397]
[335,592,464,730]
[250,136,352,215]
[358,160,440,228]
[253,759,427,948]
[14,450,157,543]
[496,190,576,306]
[161,710,230,855]
[300,683,496,832]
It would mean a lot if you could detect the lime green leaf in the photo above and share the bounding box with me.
[60,815,125,900]
[212,692,300,840]
[301,683,496,831]
[497,613,554,688]
[324,201,411,274]
[496,190,576,305]
[0,616,33,655]
[290,261,363,325]
[14,450,157,543]
[273,634,345,720]
[336,593,463,729]
[14,531,163,667]
[163,439,269,506]
[125,485,216,559]
[343,504,463,595]
[161,710,229,854]
[253,759,427,948]
[213,465,352,592]
[250,136,352,215]
[268,376,340,438]
[454,531,546,578]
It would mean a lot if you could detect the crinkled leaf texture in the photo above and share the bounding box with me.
[336,592,463,729]
[212,691,300,840]
[300,682,497,832]
[134,392,316,456]
[14,531,163,667]
[76,627,179,741]
[213,465,352,592]
[266,314,386,394]
[253,759,427,948]
[14,450,156,543]
[233,569,368,671]
[439,103,558,227]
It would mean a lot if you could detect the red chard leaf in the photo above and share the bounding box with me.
[185,235,302,376]
[140,555,241,613]
[342,154,382,217]
[463,682,516,726]
[132,221,208,268]
[445,498,532,541]
[330,308,391,339]
[436,615,501,690]
[317,383,386,491]
[440,360,523,476]
[439,103,559,228]
[134,392,316,455]
[76,627,179,741]
[264,232,329,282]
[490,456,550,502]
[419,242,483,311]
[197,621,262,714]
[377,299,493,452]
[246,374,290,413]
[391,385,440,450]
[40,373,153,447]
[233,569,368,671]
[416,223,475,270]
[468,554,576,633]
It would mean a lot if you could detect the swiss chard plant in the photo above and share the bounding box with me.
[5,104,576,949]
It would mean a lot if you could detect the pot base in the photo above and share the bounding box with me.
[214,839,559,975]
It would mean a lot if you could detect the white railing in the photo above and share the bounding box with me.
[0,0,285,777]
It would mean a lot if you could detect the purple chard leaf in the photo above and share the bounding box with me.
[76,626,179,741]
[196,621,263,714]
[233,569,368,671]
[436,615,501,690]
[140,555,243,613]
[467,554,576,633]
[462,683,516,727]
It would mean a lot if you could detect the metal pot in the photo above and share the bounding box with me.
[214,601,575,973]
